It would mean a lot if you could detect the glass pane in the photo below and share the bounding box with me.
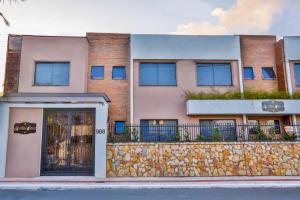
[197,64,214,86]
[52,63,69,85]
[70,111,93,171]
[295,64,300,86]
[244,67,254,80]
[115,121,126,135]
[213,64,232,85]
[44,112,69,172]
[157,63,176,86]
[140,63,158,85]
[91,66,104,79]
[35,63,53,85]
[262,67,275,80]
[112,66,126,80]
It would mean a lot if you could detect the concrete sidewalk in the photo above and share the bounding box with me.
[1,177,300,190]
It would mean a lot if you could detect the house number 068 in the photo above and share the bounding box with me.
[96,129,105,134]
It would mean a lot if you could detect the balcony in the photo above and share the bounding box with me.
[186,99,300,115]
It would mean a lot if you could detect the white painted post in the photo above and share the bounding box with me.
[94,102,109,178]
[238,59,244,95]
[130,38,134,124]
[0,104,9,177]
[242,114,248,141]
[285,61,293,96]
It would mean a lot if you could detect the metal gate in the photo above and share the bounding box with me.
[41,109,95,176]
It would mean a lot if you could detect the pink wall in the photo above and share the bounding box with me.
[133,60,241,123]
[18,36,88,93]
[6,108,43,177]
[289,61,300,93]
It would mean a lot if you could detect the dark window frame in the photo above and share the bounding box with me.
[243,66,255,80]
[91,66,104,80]
[294,63,300,86]
[261,67,276,80]
[112,66,126,80]
[139,62,177,86]
[34,61,70,86]
[196,63,233,86]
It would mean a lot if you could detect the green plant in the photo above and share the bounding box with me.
[183,128,190,142]
[283,132,297,141]
[131,128,139,142]
[185,90,241,100]
[243,90,290,99]
[208,128,223,142]
[252,126,273,141]
[196,134,205,142]
[173,128,181,142]
[293,91,300,99]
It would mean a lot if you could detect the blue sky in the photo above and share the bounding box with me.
[0,0,300,91]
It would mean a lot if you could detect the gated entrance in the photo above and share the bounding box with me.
[41,109,95,175]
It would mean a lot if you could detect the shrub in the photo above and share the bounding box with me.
[243,90,290,99]
[252,126,274,141]
[185,90,241,100]
[173,130,181,142]
[208,128,223,142]
[283,132,297,141]
[293,91,300,99]
[196,134,205,142]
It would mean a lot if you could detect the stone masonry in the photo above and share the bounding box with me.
[107,142,300,177]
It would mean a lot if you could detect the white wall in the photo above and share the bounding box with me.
[131,34,241,60]
[284,36,300,60]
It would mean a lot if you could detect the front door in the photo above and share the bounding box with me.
[41,109,95,176]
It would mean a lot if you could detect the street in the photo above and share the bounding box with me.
[0,188,300,200]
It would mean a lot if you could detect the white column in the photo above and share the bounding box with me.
[94,102,109,178]
[0,104,9,177]
[285,61,293,96]
[238,59,244,94]
[242,114,248,140]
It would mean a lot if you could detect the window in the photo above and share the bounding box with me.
[139,63,176,86]
[262,67,276,80]
[115,121,126,135]
[295,64,300,86]
[91,66,104,79]
[199,120,236,141]
[244,67,254,80]
[112,66,126,80]
[35,62,70,86]
[267,120,281,134]
[197,63,232,86]
[140,120,178,142]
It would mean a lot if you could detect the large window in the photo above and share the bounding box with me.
[91,66,104,79]
[196,63,232,86]
[139,63,176,86]
[35,62,70,86]
[199,120,236,141]
[140,119,178,142]
[112,66,126,80]
[295,64,300,86]
[115,121,126,135]
[244,67,255,80]
[262,67,276,80]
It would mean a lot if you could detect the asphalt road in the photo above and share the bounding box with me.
[0,188,300,200]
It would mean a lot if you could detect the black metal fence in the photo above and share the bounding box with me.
[107,123,300,143]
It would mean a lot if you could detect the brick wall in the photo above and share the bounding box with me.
[240,35,279,91]
[3,35,22,94]
[275,39,288,91]
[87,33,130,123]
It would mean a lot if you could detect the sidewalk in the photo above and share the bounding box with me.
[1,177,300,190]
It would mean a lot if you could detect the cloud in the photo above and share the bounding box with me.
[173,0,284,35]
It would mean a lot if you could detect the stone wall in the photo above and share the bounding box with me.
[106,142,300,177]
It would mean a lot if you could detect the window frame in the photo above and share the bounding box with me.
[243,66,255,80]
[90,66,104,80]
[196,63,233,86]
[114,121,126,135]
[261,67,276,80]
[294,63,300,86]
[139,62,177,86]
[112,66,126,80]
[34,61,70,86]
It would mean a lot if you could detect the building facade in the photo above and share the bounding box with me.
[1,33,300,178]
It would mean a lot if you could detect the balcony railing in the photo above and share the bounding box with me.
[107,123,300,143]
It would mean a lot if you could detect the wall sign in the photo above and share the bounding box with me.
[96,129,105,134]
[14,122,37,134]
[262,101,285,112]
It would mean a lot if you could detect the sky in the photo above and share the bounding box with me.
[1,0,300,92]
